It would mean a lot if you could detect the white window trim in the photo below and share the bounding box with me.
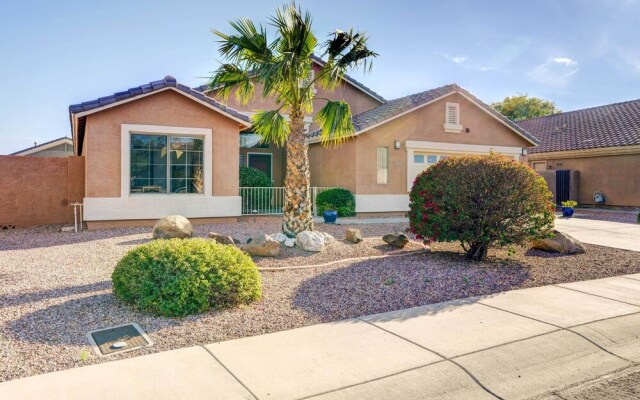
[443,102,463,133]
[121,124,213,198]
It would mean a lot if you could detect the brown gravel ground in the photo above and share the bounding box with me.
[1,219,639,382]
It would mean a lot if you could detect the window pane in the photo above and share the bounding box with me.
[427,155,438,164]
[187,151,203,165]
[414,154,424,163]
[377,146,388,184]
[171,179,188,193]
[150,178,167,193]
[130,134,167,194]
[151,149,167,164]
[171,165,187,179]
[168,136,205,194]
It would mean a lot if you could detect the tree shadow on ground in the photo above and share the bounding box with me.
[0,226,151,250]
[293,250,531,322]
[0,281,112,307]
[5,293,180,346]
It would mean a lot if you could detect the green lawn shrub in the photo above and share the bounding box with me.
[316,188,356,217]
[112,238,261,317]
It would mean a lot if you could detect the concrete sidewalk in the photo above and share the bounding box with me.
[4,276,640,399]
[554,218,640,251]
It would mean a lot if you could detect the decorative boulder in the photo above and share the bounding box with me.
[284,238,295,247]
[322,232,335,245]
[295,231,325,252]
[345,228,363,244]
[531,230,586,254]
[271,233,289,244]
[152,216,193,239]
[208,232,239,245]
[383,232,409,248]
[241,234,281,257]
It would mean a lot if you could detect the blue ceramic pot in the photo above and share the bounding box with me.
[561,207,574,217]
[323,210,338,224]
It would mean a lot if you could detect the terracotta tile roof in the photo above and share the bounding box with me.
[519,99,640,154]
[308,84,538,145]
[69,76,251,124]
[192,54,386,104]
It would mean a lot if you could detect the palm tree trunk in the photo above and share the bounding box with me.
[282,108,314,236]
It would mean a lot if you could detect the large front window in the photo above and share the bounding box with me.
[130,134,204,194]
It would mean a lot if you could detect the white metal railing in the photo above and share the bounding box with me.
[239,187,334,216]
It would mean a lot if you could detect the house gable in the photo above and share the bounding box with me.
[83,89,242,199]
[201,62,384,118]
[308,84,538,147]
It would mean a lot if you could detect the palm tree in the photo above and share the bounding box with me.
[208,2,377,236]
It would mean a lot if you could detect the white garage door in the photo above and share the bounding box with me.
[410,153,450,184]
[405,141,523,191]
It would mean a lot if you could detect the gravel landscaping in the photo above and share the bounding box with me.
[1,218,639,382]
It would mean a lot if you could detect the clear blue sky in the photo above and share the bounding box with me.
[1,0,639,154]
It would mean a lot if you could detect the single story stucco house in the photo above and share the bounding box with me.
[520,99,640,207]
[68,57,538,229]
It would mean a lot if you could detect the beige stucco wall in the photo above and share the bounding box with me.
[310,92,532,195]
[84,89,242,198]
[527,153,640,207]
[309,138,358,191]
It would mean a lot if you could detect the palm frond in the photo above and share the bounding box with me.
[319,30,377,90]
[251,110,290,147]
[208,64,254,104]
[314,100,355,146]
[213,18,271,64]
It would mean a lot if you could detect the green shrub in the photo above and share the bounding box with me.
[239,166,273,212]
[561,200,577,208]
[112,239,261,317]
[316,188,356,217]
[408,153,555,261]
[239,166,272,188]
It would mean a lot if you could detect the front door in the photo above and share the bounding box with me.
[247,153,272,182]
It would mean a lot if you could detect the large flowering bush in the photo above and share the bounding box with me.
[408,153,555,261]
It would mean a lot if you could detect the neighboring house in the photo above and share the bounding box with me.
[68,64,538,228]
[519,99,640,207]
[10,136,74,157]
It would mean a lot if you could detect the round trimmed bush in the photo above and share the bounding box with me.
[239,166,272,187]
[112,239,261,317]
[408,153,555,261]
[316,188,356,217]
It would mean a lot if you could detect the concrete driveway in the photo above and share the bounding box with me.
[3,276,640,399]
[555,217,640,252]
